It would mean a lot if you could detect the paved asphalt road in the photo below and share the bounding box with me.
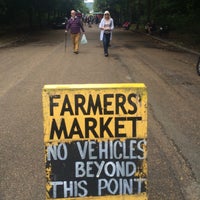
[0,25,200,200]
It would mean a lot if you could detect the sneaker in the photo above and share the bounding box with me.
[74,51,79,54]
[104,53,108,57]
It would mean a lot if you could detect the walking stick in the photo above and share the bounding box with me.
[64,32,67,52]
[197,56,200,76]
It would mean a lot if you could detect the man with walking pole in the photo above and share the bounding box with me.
[65,10,85,54]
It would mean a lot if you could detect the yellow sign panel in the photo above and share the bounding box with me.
[42,83,148,200]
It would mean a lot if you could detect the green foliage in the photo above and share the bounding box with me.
[93,0,200,34]
[1,0,199,35]
[0,0,88,29]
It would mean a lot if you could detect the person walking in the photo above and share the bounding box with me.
[65,10,85,54]
[99,11,114,57]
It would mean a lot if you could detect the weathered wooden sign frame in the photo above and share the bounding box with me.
[42,83,148,200]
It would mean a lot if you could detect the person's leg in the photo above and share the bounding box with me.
[103,34,110,56]
[74,33,81,53]
[103,34,107,54]
[107,34,111,49]
[71,34,76,52]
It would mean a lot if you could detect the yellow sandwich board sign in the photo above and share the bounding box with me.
[42,83,148,200]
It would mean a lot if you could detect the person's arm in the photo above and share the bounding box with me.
[99,19,104,30]
[65,19,70,32]
[80,20,85,33]
[110,19,114,30]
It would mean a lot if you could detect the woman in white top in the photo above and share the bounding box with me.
[99,11,114,57]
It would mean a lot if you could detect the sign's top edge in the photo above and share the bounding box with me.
[43,83,146,90]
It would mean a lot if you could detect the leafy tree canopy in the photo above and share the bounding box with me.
[0,0,199,33]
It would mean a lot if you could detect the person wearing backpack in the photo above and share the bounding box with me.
[99,11,114,57]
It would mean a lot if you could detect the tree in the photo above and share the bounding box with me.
[0,0,88,29]
[1,0,200,35]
